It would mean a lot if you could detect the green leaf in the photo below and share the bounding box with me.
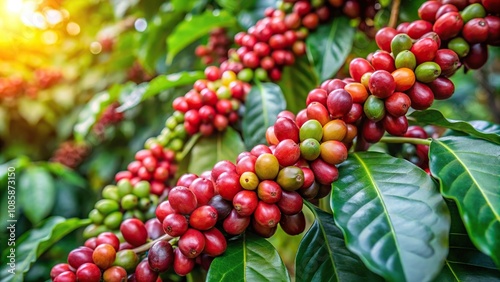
[216,0,256,13]
[434,201,500,281]
[306,16,355,82]
[43,162,86,188]
[166,10,236,64]
[429,136,500,267]
[296,202,384,282]
[332,152,450,282]
[18,166,56,224]
[206,232,291,282]
[142,71,205,100]
[410,109,500,144]
[242,82,286,149]
[188,128,245,175]
[73,91,115,141]
[0,217,90,282]
[278,56,319,114]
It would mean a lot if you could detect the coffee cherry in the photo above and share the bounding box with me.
[320,140,348,165]
[76,263,101,282]
[113,249,139,273]
[211,160,236,181]
[168,186,198,214]
[349,58,374,82]
[178,228,206,258]
[233,190,259,216]
[385,92,411,117]
[428,77,455,100]
[145,218,165,240]
[369,70,396,99]
[415,62,441,83]
[135,260,159,282]
[236,155,257,175]
[223,209,251,235]
[362,120,385,143]
[327,89,353,118]
[280,211,306,235]
[203,228,227,256]
[173,248,195,276]
[310,158,339,185]
[120,219,148,247]
[277,190,303,215]
[54,271,76,282]
[364,95,386,122]
[433,12,463,41]
[189,178,215,207]
[383,115,408,136]
[51,263,71,279]
[155,201,176,223]
[273,139,301,167]
[418,1,441,22]
[371,51,396,73]
[205,66,221,81]
[411,38,439,65]
[274,117,300,143]
[216,171,243,200]
[257,180,283,204]
[254,153,280,180]
[208,195,232,220]
[306,102,331,126]
[148,241,174,272]
[68,247,94,270]
[96,232,120,251]
[253,202,281,228]
[407,20,433,39]
[92,243,116,269]
[190,205,218,230]
[395,51,417,70]
[251,219,278,238]
[163,213,188,237]
[434,49,460,77]
[375,27,398,52]
[391,34,413,58]
[407,81,435,110]
[102,266,127,282]
[464,43,488,70]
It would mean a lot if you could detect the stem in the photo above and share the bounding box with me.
[379,136,432,146]
[132,234,174,254]
[388,0,401,29]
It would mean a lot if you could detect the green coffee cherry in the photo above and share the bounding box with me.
[121,194,138,210]
[95,199,120,215]
[104,211,123,229]
[117,179,133,197]
[102,185,120,202]
[133,181,151,198]
[89,209,104,225]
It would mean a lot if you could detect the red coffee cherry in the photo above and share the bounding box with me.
[203,228,227,256]
[135,260,158,282]
[433,12,463,41]
[233,190,259,216]
[189,205,218,230]
[148,241,174,272]
[120,218,148,247]
[223,209,251,235]
[75,263,101,282]
[277,190,303,215]
[375,27,399,52]
[92,244,116,269]
[162,213,188,237]
[168,186,198,214]
[280,211,306,235]
[178,228,206,258]
[68,247,94,270]
[462,18,489,44]
[173,248,195,276]
[253,201,281,228]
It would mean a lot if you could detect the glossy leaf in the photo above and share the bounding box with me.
[242,81,286,149]
[306,16,355,82]
[296,202,384,282]
[216,0,255,13]
[43,162,87,188]
[0,217,90,282]
[18,166,56,224]
[429,136,500,267]
[278,56,319,113]
[332,152,450,282]
[434,201,500,281]
[410,109,500,144]
[166,10,236,64]
[188,128,245,175]
[206,232,291,282]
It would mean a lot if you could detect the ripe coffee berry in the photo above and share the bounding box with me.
[148,241,174,272]
[253,201,281,228]
[76,263,101,282]
[120,218,148,247]
[168,186,198,214]
[178,228,206,258]
[163,213,189,237]
[92,243,116,269]
[233,190,259,216]
[189,205,218,230]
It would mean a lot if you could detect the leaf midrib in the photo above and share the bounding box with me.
[353,153,404,275]
[436,140,500,222]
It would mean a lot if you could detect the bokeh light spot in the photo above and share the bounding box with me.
[134,18,147,32]
[67,22,80,36]
[42,30,58,44]
[90,41,102,54]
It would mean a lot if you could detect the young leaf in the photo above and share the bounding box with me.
[410,109,500,144]
[18,166,56,224]
[332,152,450,282]
[242,82,286,149]
[0,217,90,282]
[306,16,355,82]
[188,128,245,175]
[430,136,500,268]
[166,10,236,64]
[278,56,319,114]
[206,232,291,282]
[295,202,384,282]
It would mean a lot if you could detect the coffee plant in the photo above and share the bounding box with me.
[1,0,499,281]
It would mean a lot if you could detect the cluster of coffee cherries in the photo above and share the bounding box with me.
[0,76,24,99]
[92,102,125,139]
[221,0,330,82]
[154,174,229,276]
[401,0,500,69]
[0,69,63,101]
[171,66,250,137]
[51,219,168,282]
[50,141,91,169]
[84,179,160,238]
[195,27,232,65]
[34,69,64,89]
[328,0,383,38]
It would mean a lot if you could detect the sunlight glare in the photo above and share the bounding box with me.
[6,0,23,13]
